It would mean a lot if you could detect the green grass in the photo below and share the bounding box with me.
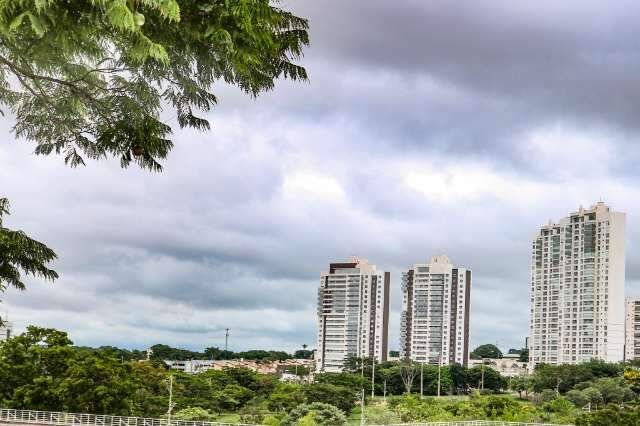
[348,405,362,425]
[215,413,242,423]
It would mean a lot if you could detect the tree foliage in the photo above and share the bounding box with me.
[575,403,640,426]
[281,402,347,426]
[470,344,503,359]
[0,0,309,171]
[0,198,57,313]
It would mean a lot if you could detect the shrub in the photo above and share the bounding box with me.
[281,402,347,426]
[546,396,573,415]
[364,404,401,425]
[540,389,557,403]
[575,403,640,426]
[566,389,588,408]
[301,383,356,414]
[173,407,214,421]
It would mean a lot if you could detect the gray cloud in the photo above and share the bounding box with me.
[2,0,640,354]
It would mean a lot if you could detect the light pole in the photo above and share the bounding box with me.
[359,389,365,426]
[420,361,424,398]
[371,357,376,398]
[166,374,175,425]
[437,354,442,398]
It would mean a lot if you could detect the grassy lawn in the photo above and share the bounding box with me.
[348,405,362,425]
[215,413,242,423]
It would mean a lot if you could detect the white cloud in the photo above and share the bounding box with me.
[283,171,345,200]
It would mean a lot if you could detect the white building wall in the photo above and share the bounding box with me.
[316,257,389,372]
[400,256,471,367]
[0,321,12,342]
[529,202,625,366]
[625,298,640,361]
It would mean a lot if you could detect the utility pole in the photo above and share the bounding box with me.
[167,374,175,425]
[481,360,485,391]
[371,357,376,398]
[383,379,387,402]
[225,328,230,352]
[437,354,441,398]
[420,361,424,398]
[360,389,365,426]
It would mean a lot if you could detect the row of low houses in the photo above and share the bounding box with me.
[163,358,314,376]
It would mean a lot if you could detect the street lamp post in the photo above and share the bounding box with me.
[437,354,442,398]
[359,389,365,426]
[371,357,376,398]
[420,361,424,398]
[166,374,175,425]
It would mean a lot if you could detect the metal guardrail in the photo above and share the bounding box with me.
[0,409,258,426]
[0,408,574,426]
[371,423,573,426]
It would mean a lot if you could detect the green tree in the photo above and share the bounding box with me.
[566,389,588,408]
[0,198,57,310]
[56,352,137,414]
[281,402,347,426]
[0,326,73,410]
[471,344,503,359]
[211,383,254,412]
[509,376,531,399]
[624,369,640,395]
[575,403,640,426]
[265,384,304,412]
[0,0,309,171]
[301,383,356,414]
[582,387,604,407]
[467,366,507,392]
[294,349,314,360]
[589,377,628,404]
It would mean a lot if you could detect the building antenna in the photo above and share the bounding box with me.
[225,328,230,352]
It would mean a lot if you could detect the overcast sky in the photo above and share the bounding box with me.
[2,0,640,354]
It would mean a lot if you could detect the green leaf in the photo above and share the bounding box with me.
[27,13,47,37]
[106,0,136,31]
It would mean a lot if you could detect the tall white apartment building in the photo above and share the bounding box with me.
[625,297,640,361]
[529,202,625,366]
[400,255,471,366]
[316,257,390,372]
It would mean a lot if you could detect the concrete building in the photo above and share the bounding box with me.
[316,257,390,372]
[400,255,471,366]
[529,202,625,366]
[469,353,528,377]
[625,297,640,361]
[164,358,314,375]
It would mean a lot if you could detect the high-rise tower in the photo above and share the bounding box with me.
[529,202,625,365]
[625,297,640,361]
[316,257,390,372]
[400,255,471,366]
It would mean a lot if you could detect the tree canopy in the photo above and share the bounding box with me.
[0,0,309,171]
[470,344,503,359]
[0,198,57,312]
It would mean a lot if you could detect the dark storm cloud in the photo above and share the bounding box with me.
[279,0,640,160]
[3,1,640,353]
